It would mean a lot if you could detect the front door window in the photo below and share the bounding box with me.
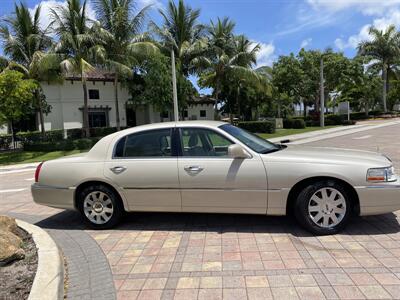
[180,128,232,157]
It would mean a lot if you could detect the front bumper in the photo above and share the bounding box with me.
[31,183,76,210]
[356,178,400,216]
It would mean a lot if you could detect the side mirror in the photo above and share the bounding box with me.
[228,144,251,159]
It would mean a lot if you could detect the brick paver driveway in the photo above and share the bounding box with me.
[1,122,400,300]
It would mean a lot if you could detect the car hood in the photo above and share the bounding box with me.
[265,145,391,167]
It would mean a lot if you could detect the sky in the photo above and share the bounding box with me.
[2,0,400,67]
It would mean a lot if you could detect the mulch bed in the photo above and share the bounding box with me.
[0,227,38,300]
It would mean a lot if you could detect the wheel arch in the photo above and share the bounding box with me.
[74,180,128,211]
[286,176,360,216]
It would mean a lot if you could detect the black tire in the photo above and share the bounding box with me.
[77,184,124,229]
[294,180,352,235]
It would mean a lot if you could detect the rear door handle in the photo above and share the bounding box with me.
[184,165,204,173]
[110,166,127,174]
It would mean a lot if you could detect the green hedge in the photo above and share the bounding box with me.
[237,121,276,133]
[23,138,100,152]
[66,127,121,139]
[0,129,65,150]
[16,130,64,145]
[283,118,306,129]
[0,134,12,150]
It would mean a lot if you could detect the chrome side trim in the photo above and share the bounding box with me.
[123,187,268,191]
[32,184,72,190]
[355,185,400,189]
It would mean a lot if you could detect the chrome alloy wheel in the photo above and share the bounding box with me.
[83,191,114,224]
[308,187,346,228]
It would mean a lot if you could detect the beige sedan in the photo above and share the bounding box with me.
[32,121,400,235]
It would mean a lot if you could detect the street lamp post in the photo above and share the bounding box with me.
[171,49,179,122]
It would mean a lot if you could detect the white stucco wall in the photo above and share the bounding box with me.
[40,80,129,130]
[186,103,214,120]
[0,80,216,134]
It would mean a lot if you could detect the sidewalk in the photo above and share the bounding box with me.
[269,119,400,145]
[0,162,40,173]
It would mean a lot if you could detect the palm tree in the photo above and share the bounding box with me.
[150,0,208,116]
[358,25,400,112]
[92,0,158,130]
[199,18,261,118]
[51,0,104,137]
[0,3,52,134]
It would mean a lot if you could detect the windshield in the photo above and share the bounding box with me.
[219,124,281,154]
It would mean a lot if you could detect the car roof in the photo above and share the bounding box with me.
[118,120,228,135]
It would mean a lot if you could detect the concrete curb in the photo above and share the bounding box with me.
[16,220,64,300]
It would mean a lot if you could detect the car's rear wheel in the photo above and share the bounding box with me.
[294,180,352,235]
[77,184,123,229]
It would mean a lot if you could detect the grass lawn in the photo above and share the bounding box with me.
[257,126,340,140]
[0,150,87,166]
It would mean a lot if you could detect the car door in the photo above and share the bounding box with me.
[178,127,268,214]
[104,128,181,212]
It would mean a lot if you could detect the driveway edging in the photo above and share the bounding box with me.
[16,219,64,300]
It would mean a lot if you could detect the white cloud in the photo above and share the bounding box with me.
[137,0,164,10]
[28,0,96,31]
[334,38,345,51]
[334,8,400,50]
[253,42,275,67]
[307,0,400,15]
[300,38,312,49]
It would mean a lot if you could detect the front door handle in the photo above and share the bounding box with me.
[184,165,204,173]
[110,166,127,174]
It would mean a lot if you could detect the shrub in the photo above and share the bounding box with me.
[237,121,276,133]
[16,129,64,145]
[342,120,356,126]
[66,128,83,139]
[67,127,121,139]
[74,138,92,150]
[0,134,12,150]
[23,138,96,151]
[283,118,306,129]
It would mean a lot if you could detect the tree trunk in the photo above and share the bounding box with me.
[214,81,220,120]
[35,89,45,136]
[10,120,15,150]
[382,64,388,113]
[236,85,240,121]
[82,79,90,137]
[365,101,369,117]
[114,74,121,130]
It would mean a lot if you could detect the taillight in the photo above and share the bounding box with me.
[35,162,44,183]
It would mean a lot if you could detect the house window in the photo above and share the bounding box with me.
[89,89,100,99]
[200,110,206,118]
[89,111,107,127]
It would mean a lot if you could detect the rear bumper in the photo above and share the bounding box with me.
[356,181,400,216]
[31,183,75,210]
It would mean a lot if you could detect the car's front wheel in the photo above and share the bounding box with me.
[77,184,123,229]
[294,180,352,235]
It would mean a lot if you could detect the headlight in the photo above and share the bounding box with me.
[367,166,397,182]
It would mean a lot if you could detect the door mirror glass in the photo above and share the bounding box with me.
[228,144,251,159]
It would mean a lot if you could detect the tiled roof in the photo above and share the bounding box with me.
[187,96,216,105]
[65,69,115,81]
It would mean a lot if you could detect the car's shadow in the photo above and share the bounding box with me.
[35,209,400,237]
